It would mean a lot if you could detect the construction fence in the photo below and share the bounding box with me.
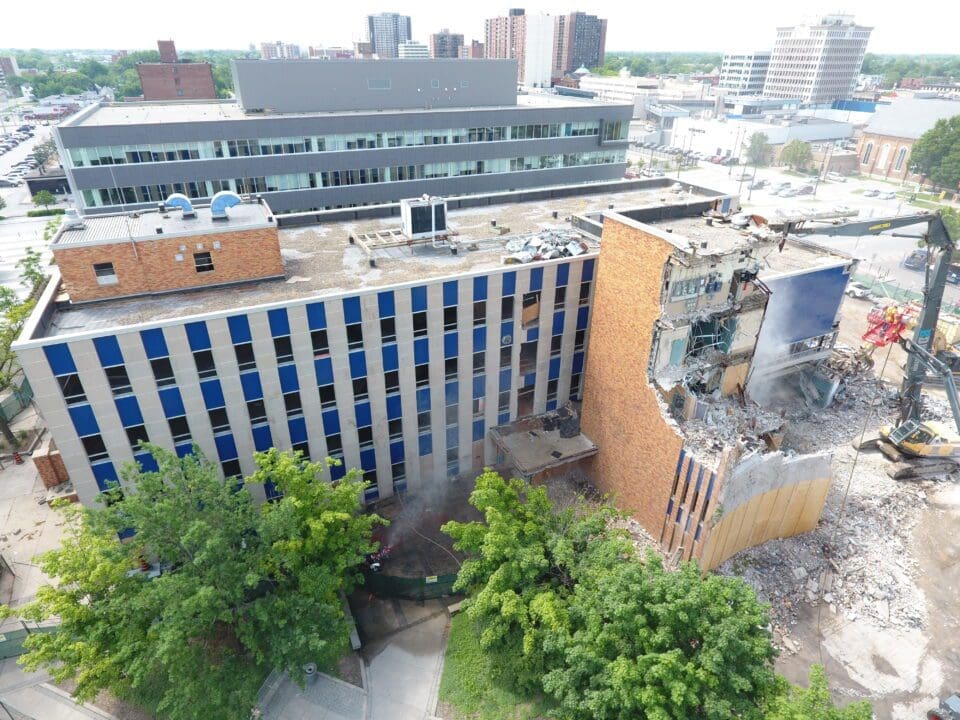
[362,571,459,601]
[853,272,960,317]
[0,375,33,423]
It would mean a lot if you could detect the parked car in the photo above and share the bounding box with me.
[863,189,880,197]
[845,282,871,298]
[733,170,753,181]
[826,172,846,182]
[749,179,768,189]
[0,178,20,188]
[778,187,800,197]
[878,190,897,200]
[796,184,815,196]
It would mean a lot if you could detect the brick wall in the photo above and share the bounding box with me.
[137,63,217,101]
[580,214,685,537]
[34,437,70,488]
[53,227,284,302]
[857,132,916,182]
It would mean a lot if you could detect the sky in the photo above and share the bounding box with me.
[0,1,956,55]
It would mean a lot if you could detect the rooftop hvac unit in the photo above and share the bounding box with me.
[400,195,448,240]
[164,193,196,218]
[210,190,242,220]
[62,208,85,231]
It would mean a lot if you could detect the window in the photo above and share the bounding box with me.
[579,281,592,305]
[417,410,431,431]
[358,426,374,448]
[353,377,368,400]
[380,317,396,342]
[168,416,191,443]
[222,459,242,479]
[385,370,400,393]
[311,329,329,357]
[894,147,908,172]
[283,391,302,416]
[862,142,873,165]
[82,434,109,462]
[551,335,563,355]
[57,373,86,404]
[472,397,484,418]
[318,383,337,408]
[554,286,566,306]
[392,461,406,482]
[443,306,458,330]
[575,329,586,351]
[292,441,310,459]
[346,323,364,350]
[234,342,256,371]
[570,373,582,400]
[326,433,342,453]
[193,350,216,379]
[151,357,176,387]
[473,350,485,373]
[473,300,486,326]
[415,363,430,387]
[446,404,458,425]
[500,345,512,368]
[498,390,510,412]
[194,252,214,273]
[93,262,118,286]
[501,296,514,320]
[247,399,267,424]
[105,365,132,395]
[274,336,294,363]
[445,357,458,380]
[388,418,403,439]
[125,424,149,448]
[209,407,230,432]
[413,311,428,337]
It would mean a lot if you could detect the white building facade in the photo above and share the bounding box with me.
[523,14,556,88]
[719,51,771,95]
[398,41,430,59]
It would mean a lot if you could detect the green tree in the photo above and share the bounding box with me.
[31,140,57,174]
[0,288,36,445]
[780,140,813,171]
[15,247,45,294]
[911,115,960,189]
[2,447,383,720]
[32,190,56,209]
[764,665,873,720]
[0,195,6,214]
[745,132,773,167]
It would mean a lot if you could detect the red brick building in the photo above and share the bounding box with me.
[136,40,216,101]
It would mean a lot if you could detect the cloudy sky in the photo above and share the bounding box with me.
[1,1,953,54]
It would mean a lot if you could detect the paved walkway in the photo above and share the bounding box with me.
[261,670,366,720]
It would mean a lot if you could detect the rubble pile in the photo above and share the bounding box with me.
[503,229,588,264]
[679,397,786,461]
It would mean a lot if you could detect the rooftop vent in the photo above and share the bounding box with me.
[164,193,196,218]
[61,208,85,231]
[210,191,242,220]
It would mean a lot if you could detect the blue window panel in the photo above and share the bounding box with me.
[227,314,252,343]
[582,258,596,282]
[43,343,76,376]
[577,306,590,330]
[252,425,273,452]
[666,498,674,517]
[695,523,703,541]
[573,352,585,374]
[473,375,485,399]
[360,448,377,471]
[185,321,211,351]
[349,350,367,379]
[91,462,119,492]
[322,409,340,435]
[498,412,510,425]
[556,263,570,287]
[158,387,185,418]
[501,321,514,343]
[473,326,486,352]
[215,433,238,461]
[265,481,282,501]
[135,452,159,473]
[472,419,485,442]
[67,404,97,439]
[382,344,399,372]
[115,396,143,427]
[414,338,430,365]
[446,426,458,448]
[443,280,458,307]
[411,286,428,312]
[330,462,346,481]
[546,399,558,411]
[288,417,308,445]
[526,327,539,342]
[306,302,327,330]
[530,267,543,292]
[524,373,536,388]
[200,380,225,409]
[267,308,290,337]
[315,357,334,385]
[386,395,402,420]
[418,434,432,456]
[240,372,263,401]
[502,271,516,296]
[355,401,372,428]
[499,369,511,392]
[445,381,458,405]
[416,388,431,413]
[552,311,566,336]
[473,276,488,301]
[390,440,405,463]
[343,297,362,324]
[140,328,169,359]
[93,336,123,367]
[364,486,380,503]
[377,291,396,318]
[549,357,561,380]
[175,443,194,459]
[278,364,299,393]
[444,332,458,359]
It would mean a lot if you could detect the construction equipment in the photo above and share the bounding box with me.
[928,693,960,720]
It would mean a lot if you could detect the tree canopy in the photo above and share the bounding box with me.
[780,140,813,171]
[860,53,960,88]
[764,666,873,720]
[32,190,56,209]
[911,115,960,189]
[745,132,773,167]
[2,447,383,720]
[593,52,721,77]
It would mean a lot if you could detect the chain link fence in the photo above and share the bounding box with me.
[0,376,33,424]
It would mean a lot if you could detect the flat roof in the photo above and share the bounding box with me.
[64,93,628,128]
[490,405,598,477]
[53,202,273,247]
[39,183,717,340]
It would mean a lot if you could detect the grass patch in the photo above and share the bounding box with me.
[438,613,552,720]
[26,208,65,217]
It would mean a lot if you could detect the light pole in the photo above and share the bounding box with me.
[728,126,745,177]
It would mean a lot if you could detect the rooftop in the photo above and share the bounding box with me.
[865,97,960,139]
[36,182,720,341]
[490,405,598,477]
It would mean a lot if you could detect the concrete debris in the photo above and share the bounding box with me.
[503,229,588,264]
[679,397,785,464]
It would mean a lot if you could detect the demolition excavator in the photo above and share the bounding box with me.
[771,210,960,479]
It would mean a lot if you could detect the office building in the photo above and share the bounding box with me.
[366,13,413,59]
[762,15,872,104]
[553,12,607,76]
[430,30,464,59]
[523,14,555,88]
[136,40,217,102]
[485,9,527,82]
[0,56,21,90]
[308,46,355,60]
[54,58,630,216]
[260,41,302,60]
[398,41,430,59]
[460,40,485,60]
[15,179,854,574]
[718,51,771,95]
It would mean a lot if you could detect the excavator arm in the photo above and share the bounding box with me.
[901,337,960,435]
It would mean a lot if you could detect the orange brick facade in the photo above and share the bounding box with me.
[857,132,917,183]
[34,438,70,489]
[579,215,685,536]
[136,62,217,101]
[53,227,284,302]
